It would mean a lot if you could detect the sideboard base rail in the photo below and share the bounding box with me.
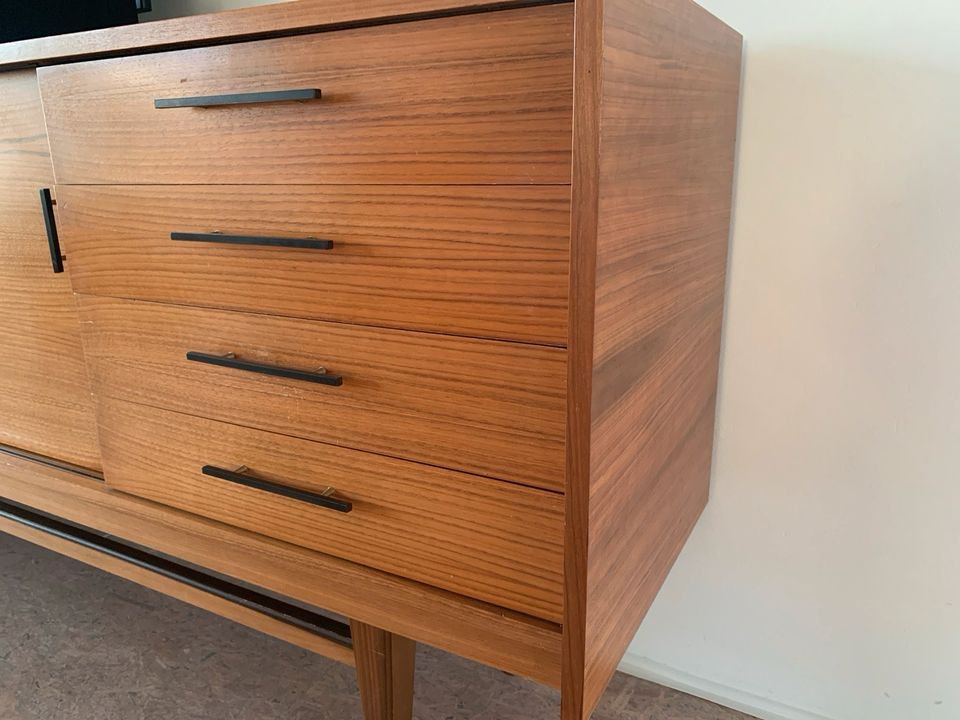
[0,497,355,662]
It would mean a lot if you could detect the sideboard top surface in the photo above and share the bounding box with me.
[0,0,569,71]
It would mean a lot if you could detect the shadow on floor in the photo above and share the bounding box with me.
[0,533,750,719]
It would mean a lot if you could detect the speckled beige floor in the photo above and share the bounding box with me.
[0,533,752,720]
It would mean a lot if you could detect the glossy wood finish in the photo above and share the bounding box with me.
[562,1,742,717]
[0,71,100,470]
[351,621,416,720]
[57,185,570,345]
[77,297,566,491]
[38,5,574,186]
[0,71,53,184]
[0,1,743,714]
[0,452,563,687]
[99,398,564,621]
[0,0,570,71]
[0,514,357,667]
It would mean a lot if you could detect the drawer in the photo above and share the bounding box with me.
[38,5,574,185]
[98,398,564,622]
[77,297,567,492]
[58,185,570,346]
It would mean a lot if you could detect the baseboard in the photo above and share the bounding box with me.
[618,652,835,720]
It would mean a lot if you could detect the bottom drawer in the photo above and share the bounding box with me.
[97,398,563,622]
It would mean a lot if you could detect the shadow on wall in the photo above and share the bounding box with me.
[626,44,960,720]
[142,0,289,21]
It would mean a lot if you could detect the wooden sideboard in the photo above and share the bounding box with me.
[0,1,742,718]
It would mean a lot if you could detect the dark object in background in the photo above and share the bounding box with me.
[0,0,139,43]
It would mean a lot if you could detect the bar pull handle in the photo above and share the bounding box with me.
[202,464,353,514]
[38,188,64,274]
[186,351,343,387]
[155,88,322,109]
[171,232,333,251]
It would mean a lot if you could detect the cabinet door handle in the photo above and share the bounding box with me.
[171,232,333,251]
[38,189,64,274]
[202,465,353,514]
[186,351,343,386]
[155,88,322,109]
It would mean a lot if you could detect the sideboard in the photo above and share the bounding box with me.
[0,1,742,717]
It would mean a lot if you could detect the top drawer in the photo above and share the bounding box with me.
[37,5,574,185]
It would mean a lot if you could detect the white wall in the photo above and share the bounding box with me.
[136,1,960,718]
[624,2,960,720]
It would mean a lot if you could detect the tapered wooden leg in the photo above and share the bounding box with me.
[351,620,416,720]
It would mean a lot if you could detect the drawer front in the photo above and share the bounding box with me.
[98,398,564,622]
[58,185,570,346]
[38,5,574,185]
[77,297,567,492]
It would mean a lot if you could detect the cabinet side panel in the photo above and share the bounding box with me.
[565,1,742,717]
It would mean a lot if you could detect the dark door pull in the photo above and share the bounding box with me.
[38,189,64,274]
[186,351,343,386]
[202,465,353,514]
[155,88,322,109]
[171,232,334,250]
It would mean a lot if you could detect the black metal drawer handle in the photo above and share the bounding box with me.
[155,88,322,109]
[38,189,64,274]
[202,464,353,514]
[171,232,333,251]
[186,351,343,387]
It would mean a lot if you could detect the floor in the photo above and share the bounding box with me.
[0,533,753,720]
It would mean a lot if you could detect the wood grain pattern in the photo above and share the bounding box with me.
[57,184,570,345]
[0,71,100,470]
[38,5,574,185]
[561,0,602,714]
[0,70,54,184]
[351,621,416,720]
[0,3,748,715]
[0,514,357,667]
[77,297,566,491]
[0,0,570,71]
[0,452,562,686]
[563,1,742,717]
[99,398,564,621]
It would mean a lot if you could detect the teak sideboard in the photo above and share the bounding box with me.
[0,1,742,717]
